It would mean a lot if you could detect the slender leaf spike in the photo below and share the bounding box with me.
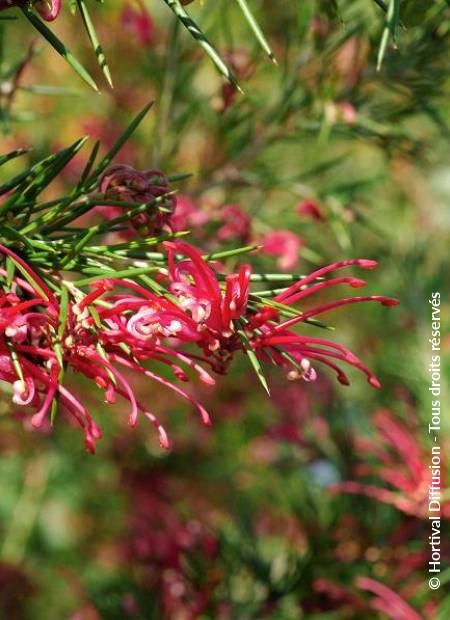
[235,0,276,63]
[237,325,271,396]
[162,0,242,91]
[76,0,113,88]
[22,8,99,91]
[377,0,400,71]
[86,101,154,184]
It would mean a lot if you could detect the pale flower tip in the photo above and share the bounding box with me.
[368,376,381,390]
[382,298,400,307]
[85,438,96,454]
[92,425,103,440]
[338,376,350,386]
[359,259,378,270]
[201,411,212,426]
[31,414,43,428]
[201,374,216,386]
[158,429,170,450]
[350,278,366,288]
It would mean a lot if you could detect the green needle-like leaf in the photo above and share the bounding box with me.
[237,324,270,395]
[377,0,400,71]
[162,0,241,90]
[234,0,276,63]
[0,148,30,167]
[76,0,113,88]
[22,8,99,91]
[86,101,154,185]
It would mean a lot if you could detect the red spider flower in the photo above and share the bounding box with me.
[0,241,397,453]
[163,241,398,389]
[331,409,450,518]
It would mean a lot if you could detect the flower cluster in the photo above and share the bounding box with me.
[99,164,176,236]
[0,238,398,452]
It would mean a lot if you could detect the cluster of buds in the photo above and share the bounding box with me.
[99,164,176,236]
[0,239,398,453]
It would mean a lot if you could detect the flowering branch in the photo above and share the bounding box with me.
[0,102,399,451]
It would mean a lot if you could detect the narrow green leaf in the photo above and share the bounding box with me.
[77,139,100,189]
[86,100,154,185]
[0,148,30,167]
[74,265,159,287]
[5,339,24,383]
[5,256,15,287]
[203,245,259,261]
[57,285,69,340]
[76,0,113,87]
[377,0,400,71]
[3,137,88,218]
[237,325,270,395]
[162,0,241,90]
[234,0,276,63]
[22,8,99,91]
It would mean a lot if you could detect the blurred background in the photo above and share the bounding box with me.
[0,0,449,617]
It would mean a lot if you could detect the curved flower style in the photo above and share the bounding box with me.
[356,577,421,620]
[0,242,397,452]
[331,409,450,518]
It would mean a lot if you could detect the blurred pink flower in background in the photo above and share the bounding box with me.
[171,195,210,233]
[332,409,450,518]
[262,230,303,270]
[217,204,252,244]
[123,472,219,619]
[121,1,154,47]
[356,577,421,620]
[296,200,325,221]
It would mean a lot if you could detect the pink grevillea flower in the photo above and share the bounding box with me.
[121,1,154,47]
[356,577,421,620]
[0,241,397,453]
[331,409,449,518]
[163,241,398,389]
[262,230,303,270]
[99,164,176,235]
